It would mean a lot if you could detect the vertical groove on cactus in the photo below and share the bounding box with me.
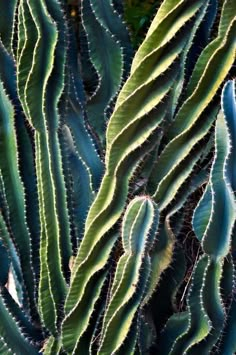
[80,0,129,142]
[43,0,72,280]
[17,0,71,332]
[0,79,36,317]
[0,15,41,292]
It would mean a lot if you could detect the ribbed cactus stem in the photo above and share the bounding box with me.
[98,196,158,354]
[0,0,235,353]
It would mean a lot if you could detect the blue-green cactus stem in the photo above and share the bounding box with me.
[170,255,211,354]
[0,80,36,317]
[98,196,158,354]
[62,1,205,352]
[151,0,236,208]
[81,0,126,142]
[60,125,95,248]
[0,291,38,354]
[16,0,73,334]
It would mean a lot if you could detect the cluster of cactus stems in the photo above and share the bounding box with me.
[0,0,235,354]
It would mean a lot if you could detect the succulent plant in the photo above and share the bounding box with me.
[0,0,235,354]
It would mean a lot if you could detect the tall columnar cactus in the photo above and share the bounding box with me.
[157,80,236,354]
[95,196,158,354]
[0,0,235,354]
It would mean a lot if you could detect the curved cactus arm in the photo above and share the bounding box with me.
[185,0,235,99]
[222,80,236,190]
[193,89,236,253]
[193,112,236,259]
[99,197,157,338]
[170,255,211,354]
[186,90,236,352]
[42,0,72,279]
[168,0,236,140]
[36,135,56,336]
[89,0,133,68]
[151,5,235,206]
[221,79,236,251]
[89,0,133,83]
[119,1,216,207]
[30,0,68,324]
[17,121,41,284]
[81,0,126,142]
[187,260,225,354]
[0,1,17,53]
[17,0,72,330]
[0,80,36,316]
[114,0,203,114]
[98,261,151,354]
[97,197,158,354]
[214,80,236,354]
[61,269,108,354]
[138,0,213,124]
[183,0,218,85]
[130,0,200,73]
[0,291,38,354]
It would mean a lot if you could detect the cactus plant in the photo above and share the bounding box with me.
[0,0,235,354]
